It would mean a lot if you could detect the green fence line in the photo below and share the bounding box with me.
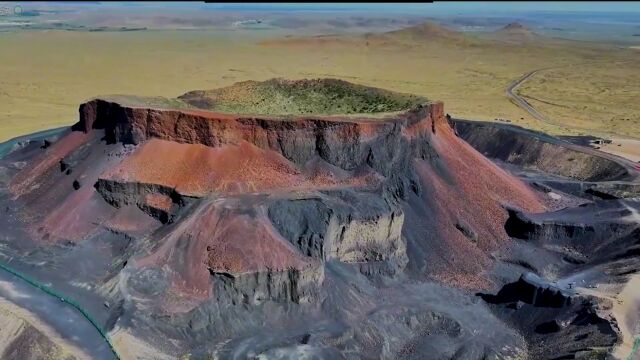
[627,337,640,360]
[0,261,120,360]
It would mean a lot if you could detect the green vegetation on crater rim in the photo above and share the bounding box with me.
[90,79,427,117]
[92,95,195,110]
[177,78,428,116]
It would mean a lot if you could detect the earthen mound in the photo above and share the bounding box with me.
[493,21,540,42]
[384,21,465,41]
[370,21,479,47]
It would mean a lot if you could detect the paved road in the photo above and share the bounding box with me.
[505,68,554,125]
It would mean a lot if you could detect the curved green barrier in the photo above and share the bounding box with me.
[0,261,120,360]
[626,337,640,360]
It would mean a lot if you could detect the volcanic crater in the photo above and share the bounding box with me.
[0,78,638,359]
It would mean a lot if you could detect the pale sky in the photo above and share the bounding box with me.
[23,2,640,14]
[198,2,640,14]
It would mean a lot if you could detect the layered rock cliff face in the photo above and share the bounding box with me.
[453,120,630,182]
[504,201,640,275]
[268,195,406,269]
[76,98,442,171]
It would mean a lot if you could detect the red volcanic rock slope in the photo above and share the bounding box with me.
[5,80,548,312]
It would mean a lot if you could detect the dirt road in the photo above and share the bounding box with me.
[505,69,554,125]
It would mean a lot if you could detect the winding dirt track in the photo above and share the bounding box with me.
[506,59,637,128]
[505,69,553,124]
[506,69,640,174]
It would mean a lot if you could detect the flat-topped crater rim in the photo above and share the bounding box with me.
[81,98,437,124]
[87,78,430,120]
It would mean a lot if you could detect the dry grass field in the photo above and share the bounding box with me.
[517,62,640,138]
[0,24,638,143]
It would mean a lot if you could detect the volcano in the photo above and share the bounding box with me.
[0,79,637,359]
[493,21,541,42]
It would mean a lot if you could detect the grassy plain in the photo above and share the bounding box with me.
[517,61,640,138]
[0,26,638,142]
